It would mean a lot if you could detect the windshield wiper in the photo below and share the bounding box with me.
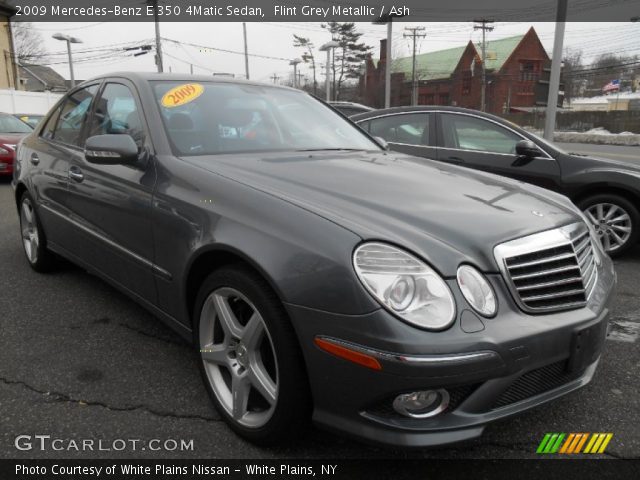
[295,148,365,152]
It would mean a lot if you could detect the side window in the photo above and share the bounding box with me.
[441,114,521,154]
[52,85,99,146]
[89,83,145,148]
[357,120,371,133]
[41,104,63,140]
[368,114,430,146]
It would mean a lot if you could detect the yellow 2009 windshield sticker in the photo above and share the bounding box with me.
[161,83,204,108]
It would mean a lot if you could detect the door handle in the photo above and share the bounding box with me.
[447,156,465,163]
[68,167,84,182]
[30,153,40,165]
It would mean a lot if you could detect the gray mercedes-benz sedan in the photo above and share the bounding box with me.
[12,73,616,447]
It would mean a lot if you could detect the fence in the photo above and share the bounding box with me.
[0,89,62,115]
[502,110,640,134]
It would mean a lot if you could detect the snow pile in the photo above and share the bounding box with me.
[570,92,640,105]
[524,127,640,146]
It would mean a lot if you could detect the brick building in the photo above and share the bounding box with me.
[361,27,550,114]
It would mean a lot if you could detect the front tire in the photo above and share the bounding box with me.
[19,192,56,272]
[194,265,311,445]
[578,194,639,257]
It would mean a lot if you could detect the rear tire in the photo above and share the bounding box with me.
[19,192,56,272]
[194,264,311,445]
[577,194,639,258]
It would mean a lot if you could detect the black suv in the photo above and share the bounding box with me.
[353,106,640,256]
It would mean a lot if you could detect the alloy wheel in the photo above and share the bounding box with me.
[584,202,632,253]
[20,198,39,264]
[199,287,279,428]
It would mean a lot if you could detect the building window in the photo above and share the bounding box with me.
[519,61,539,81]
[462,71,471,95]
[426,94,434,104]
[439,93,449,105]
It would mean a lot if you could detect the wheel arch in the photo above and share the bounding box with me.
[14,181,27,212]
[183,244,288,330]
[571,183,640,209]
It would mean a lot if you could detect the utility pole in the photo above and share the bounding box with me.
[474,19,494,112]
[404,26,426,106]
[242,22,250,80]
[270,73,280,84]
[148,0,163,72]
[544,0,568,141]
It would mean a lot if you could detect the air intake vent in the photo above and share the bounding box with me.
[495,223,598,313]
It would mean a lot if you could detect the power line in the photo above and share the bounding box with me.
[162,37,292,62]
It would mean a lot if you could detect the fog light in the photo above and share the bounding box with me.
[392,389,449,418]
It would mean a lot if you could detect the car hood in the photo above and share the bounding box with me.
[566,151,640,174]
[187,150,581,275]
[0,133,29,146]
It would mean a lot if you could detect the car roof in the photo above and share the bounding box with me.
[80,72,300,92]
[329,101,373,109]
[350,105,506,123]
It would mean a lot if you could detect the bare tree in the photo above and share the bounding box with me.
[562,48,584,104]
[293,35,317,96]
[12,23,48,64]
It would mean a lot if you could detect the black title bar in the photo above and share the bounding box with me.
[6,0,640,22]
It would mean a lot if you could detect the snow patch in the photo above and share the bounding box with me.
[524,127,640,146]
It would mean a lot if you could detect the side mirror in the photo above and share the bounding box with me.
[515,139,541,158]
[374,136,389,150]
[85,134,139,165]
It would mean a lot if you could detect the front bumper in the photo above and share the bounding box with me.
[286,254,616,447]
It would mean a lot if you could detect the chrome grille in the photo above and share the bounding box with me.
[494,223,598,313]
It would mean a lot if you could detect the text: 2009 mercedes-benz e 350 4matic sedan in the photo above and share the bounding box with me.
[13,73,615,447]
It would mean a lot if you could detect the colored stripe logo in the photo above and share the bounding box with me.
[537,433,613,454]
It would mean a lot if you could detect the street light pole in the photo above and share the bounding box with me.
[320,41,339,101]
[52,33,82,88]
[290,58,302,88]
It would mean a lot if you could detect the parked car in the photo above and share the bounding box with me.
[14,114,45,129]
[13,74,615,447]
[353,106,640,256]
[0,112,33,177]
[328,101,374,117]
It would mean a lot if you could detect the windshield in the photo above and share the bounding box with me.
[0,114,33,133]
[152,81,379,156]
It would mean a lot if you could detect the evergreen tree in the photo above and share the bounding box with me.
[322,22,372,100]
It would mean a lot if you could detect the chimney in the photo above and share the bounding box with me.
[379,39,387,65]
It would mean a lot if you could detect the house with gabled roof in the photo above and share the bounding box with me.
[361,27,550,114]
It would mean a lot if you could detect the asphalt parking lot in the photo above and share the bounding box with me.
[0,176,638,460]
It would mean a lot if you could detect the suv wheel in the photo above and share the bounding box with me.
[578,194,639,257]
[194,265,311,445]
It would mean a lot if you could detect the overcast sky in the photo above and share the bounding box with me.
[28,21,639,84]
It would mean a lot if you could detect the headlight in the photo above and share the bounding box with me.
[353,242,456,330]
[0,146,10,155]
[456,265,497,317]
